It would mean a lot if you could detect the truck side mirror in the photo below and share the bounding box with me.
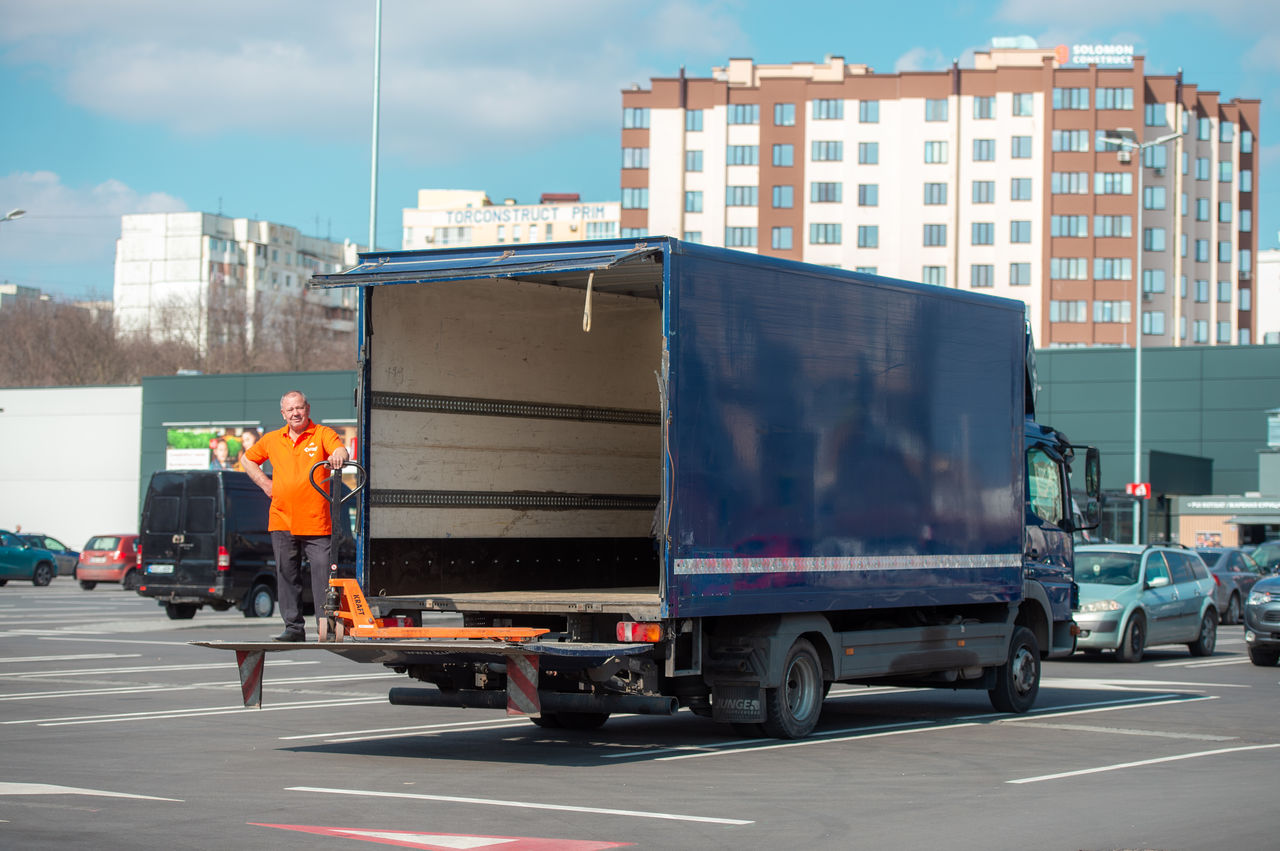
[1081,447,1102,529]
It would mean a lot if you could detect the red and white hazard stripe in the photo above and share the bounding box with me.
[236,650,265,708]
[505,653,540,717]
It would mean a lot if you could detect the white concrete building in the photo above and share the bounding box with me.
[114,212,361,352]
[1259,247,1280,344]
[402,190,621,250]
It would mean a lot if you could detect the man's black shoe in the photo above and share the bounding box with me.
[272,629,305,642]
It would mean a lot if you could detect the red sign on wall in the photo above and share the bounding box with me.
[1126,482,1152,499]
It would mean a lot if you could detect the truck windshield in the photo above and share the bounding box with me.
[1076,552,1140,586]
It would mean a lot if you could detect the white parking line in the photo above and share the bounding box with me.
[281,717,529,742]
[287,785,754,826]
[4,696,388,726]
[1007,743,1280,784]
[1005,721,1235,741]
[1154,657,1252,668]
[3,660,317,678]
[0,670,398,702]
[0,653,142,664]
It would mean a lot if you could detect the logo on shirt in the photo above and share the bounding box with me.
[304,443,319,457]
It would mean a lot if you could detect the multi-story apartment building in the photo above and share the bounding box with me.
[402,189,621,249]
[622,45,1260,348]
[114,212,360,353]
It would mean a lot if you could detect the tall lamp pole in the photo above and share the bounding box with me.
[1102,129,1183,544]
[368,0,382,252]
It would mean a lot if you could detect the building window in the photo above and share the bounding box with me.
[1051,129,1090,152]
[686,110,703,132]
[858,142,879,164]
[1241,209,1252,231]
[1143,227,1165,251]
[813,98,843,120]
[1241,170,1252,192]
[1095,87,1134,110]
[772,143,794,167]
[924,141,948,163]
[1196,198,1210,221]
[857,225,878,248]
[972,180,995,204]
[1145,103,1166,127]
[970,264,994,288]
[1052,87,1089,110]
[725,186,758,207]
[1242,130,1253,154]
[622,147,649,169]
[921,266,947,285]
[1010,178,1032,201]
[774,103,795,126]
[1195,239,1210,262]
[686,150,703,172]
[1143,311,1166,335]
[1011,136,1032,158]
[1095,172,1133,195]
[1241,288,1252,310]
[684,191,702,213]
[973,138,996,161]
[1143,186,1166,210]
[855,266,877,274]
[1012,93,1033,116]
[1093,301,1132,323]
[1051,172,1089,194]
[810,223,842,245]
[1219,201,1232,223]
[727,104,759,125]
[1050,300,1088,322]
[857,184,877,206]
[725,227,757,247]
[923,182,947,205]
[1193,319,1209,343]
[1010,220,1031,243]
[727,145,759,166]
[1010,262,1031,286]
[925,98,949,121]
[971,222,994,245]
[771,226,793,250]
[1051,215,1088,237]
[1196,157,1210,180]
[973,96,994,119]
[1219,161,1232,183]
[772,185,794,208]
[1142,144,1168,169]
[923,224,947,247]
[621,227,647,238]
[812,140,844,161]
[1218,280,1232,302]
[622,107,649,128]
[859,100,879,123]
[811,182,842,203]
[1198,116,1212,140]
[682,231,701,243]
[1050,257,1088,280]
[1218,241,1232,263]
[621,187,648,209]
[1094,257,1133,280]
[1142,269,1166,294]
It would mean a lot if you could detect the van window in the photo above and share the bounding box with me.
[187,497,217,535]
[149,497,180,533]
[227,492,270,536]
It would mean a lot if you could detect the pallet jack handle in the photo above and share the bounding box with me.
[309,459,367,641]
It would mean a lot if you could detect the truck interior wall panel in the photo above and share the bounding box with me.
[369,508,654,540]
[369,410,659,496]
[369,278,661,411]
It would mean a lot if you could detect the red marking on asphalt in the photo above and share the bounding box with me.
[250,823,630,849]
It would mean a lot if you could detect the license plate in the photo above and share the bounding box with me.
[147,564,174,575]
[90,556,106,564]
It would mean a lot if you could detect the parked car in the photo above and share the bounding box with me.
[1196,547,1265,624]
[1250,540,1280,575]
[0,529,61,586]
[1243,574,1280,666]
[20,534,78,577]
[76,534,141,590]
[1073,544,1218,662]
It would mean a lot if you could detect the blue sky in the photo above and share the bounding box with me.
[1,0,1277,301]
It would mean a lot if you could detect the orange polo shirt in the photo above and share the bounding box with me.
[244,420,345,535]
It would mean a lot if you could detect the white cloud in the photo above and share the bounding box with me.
[895,47,948,73]
[0,171,186,293]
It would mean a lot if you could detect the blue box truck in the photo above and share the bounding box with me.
[206,237,1100,740]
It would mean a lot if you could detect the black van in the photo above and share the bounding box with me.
[136,470,354,620]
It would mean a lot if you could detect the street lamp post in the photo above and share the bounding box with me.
[1,209,25,223]
[1102,129,1183,544]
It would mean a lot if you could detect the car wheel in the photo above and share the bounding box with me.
[761,638,824,739]
[245,583,275,618]
[1248,646,1280,667]
[1223,594,1241,625]
[989,626,1041,713]
[1116,614,1146,663]
[164,603,197,620]
[122,569,141,592]
[1188,610,1217,657]
[0,578,7,586]
[79,580,97,591]
[32,562,54,587]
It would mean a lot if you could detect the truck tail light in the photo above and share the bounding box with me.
[217,546,230,571]
[617,621,663,642]
[136,545,143,568]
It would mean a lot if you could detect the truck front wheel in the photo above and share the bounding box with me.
[988,626,1040,713]
[762,638,824,739]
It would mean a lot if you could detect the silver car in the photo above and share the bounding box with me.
[1196,547,1265,624]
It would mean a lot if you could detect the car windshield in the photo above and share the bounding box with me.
[87,536,122,550]
[1076,552,1140,586]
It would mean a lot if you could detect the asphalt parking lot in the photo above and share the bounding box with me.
[3,579,1277,850]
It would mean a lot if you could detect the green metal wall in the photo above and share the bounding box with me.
[1036,345,1280,495]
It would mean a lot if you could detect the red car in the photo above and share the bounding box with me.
[77,534,141,590]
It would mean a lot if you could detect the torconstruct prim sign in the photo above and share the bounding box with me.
[1056,43,1135,67]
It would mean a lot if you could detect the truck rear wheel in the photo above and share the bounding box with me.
[761,638,824,739]
[244,583,275,618]
[988,626,1040,713]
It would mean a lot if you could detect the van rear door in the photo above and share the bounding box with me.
[141,472,219,591]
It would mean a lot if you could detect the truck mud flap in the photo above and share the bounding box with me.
[711,684,765,723]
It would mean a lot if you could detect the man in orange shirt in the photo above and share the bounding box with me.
[242,390,349,641]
